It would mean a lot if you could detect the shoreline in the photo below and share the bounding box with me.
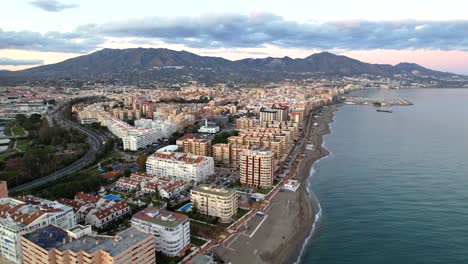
[212,104,337,263]
[287,104,337,263]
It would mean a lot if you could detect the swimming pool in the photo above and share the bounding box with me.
[103,194,123,201]
[178,203,192,212]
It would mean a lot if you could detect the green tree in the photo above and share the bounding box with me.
[15,114,27,126]
[136,155,148,172]
[23,145,51,177]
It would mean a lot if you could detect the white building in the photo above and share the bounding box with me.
[146,152,214,184]
[57,192,130,229]
[191,185,239,223]
[132,207,190,257]
[0,196,77,264]
[198,119,220,134]
[77,104,177,151]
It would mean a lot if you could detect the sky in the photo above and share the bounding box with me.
[1,0,468,74]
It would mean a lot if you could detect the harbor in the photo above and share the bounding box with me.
[341,96,413,106]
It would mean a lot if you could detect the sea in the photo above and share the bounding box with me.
[301,88,468,264]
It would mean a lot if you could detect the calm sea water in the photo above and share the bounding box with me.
[302,88,468,264]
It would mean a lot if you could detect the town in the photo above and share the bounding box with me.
[0,79,356,264]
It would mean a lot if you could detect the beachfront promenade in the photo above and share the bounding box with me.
[189,105,334,263]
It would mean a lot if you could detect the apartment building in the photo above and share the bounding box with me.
[57,193,130,228]
[176,134,212,156]
[239,148,275,188]
[146,152,214,184]
[132,207,190,257]
[77,104,176,151]
[21,225,155,264]
[235,117,258,130]
[0,197,77,264]
[212,143,231,167]
[259,104,289,122]
[191,185,238,223]
[116,173,187,199]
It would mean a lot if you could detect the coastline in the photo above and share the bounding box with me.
[291,105,338,263]
[288,104,337,263]
[212,105,337,263]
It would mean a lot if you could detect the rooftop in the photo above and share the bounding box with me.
[56,227,152,257]
[132,207,188,228]
[192,184,237,197]
[23,225,69,250]
[151,152,209,164]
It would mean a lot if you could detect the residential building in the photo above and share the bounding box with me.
[21,225,155,264]
[57,193,130,228]
[239,148,275,188]
[191,185,238,223]
[177,134,212,156]
[212,143,231,167]
[235,117,258,130]
[116,173,187,199]
[259,104,289,122]
[132,207,190,257]
[146,152,214,184]
[0,196,77,263]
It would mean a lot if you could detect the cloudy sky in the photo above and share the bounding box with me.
[2,0,468,74]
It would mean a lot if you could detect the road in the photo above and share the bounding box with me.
[10,102,105,192]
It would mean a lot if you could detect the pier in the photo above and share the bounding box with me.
[341,96,413,106]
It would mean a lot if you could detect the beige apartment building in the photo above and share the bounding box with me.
[212,143,250,169]
[235,117,258,130]
[176,134,212,156]
[21,225,155,264]
[212,143,231,167]
[239,148,275,188]
[191,184,238,223]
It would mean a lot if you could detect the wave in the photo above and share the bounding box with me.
[295,115,336,263]
[295,174,323,264]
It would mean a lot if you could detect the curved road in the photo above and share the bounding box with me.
[10,102,105,192]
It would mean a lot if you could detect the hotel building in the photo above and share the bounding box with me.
[146,152,214,184]
[191,185,238,223]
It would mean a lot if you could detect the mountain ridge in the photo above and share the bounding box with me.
[0,48,464,85]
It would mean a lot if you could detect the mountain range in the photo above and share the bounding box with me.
[0,48,465,85]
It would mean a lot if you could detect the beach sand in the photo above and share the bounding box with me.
[213,105,337,263]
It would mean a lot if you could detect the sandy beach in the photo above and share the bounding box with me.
[213,105,337,263]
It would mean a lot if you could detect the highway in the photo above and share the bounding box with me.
[10,102,105,192]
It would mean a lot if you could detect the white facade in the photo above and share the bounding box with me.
[0,197,77,264]
[198,119,220,134]
[191,185,239,223]
[77,104,177,151]
[146,152,214,183]
[131,208,190,257]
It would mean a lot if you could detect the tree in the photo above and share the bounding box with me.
[15,114,27,126]
[23,145,51,177]
[136,155,148,172]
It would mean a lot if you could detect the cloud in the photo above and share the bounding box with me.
[30,0,78,12]
[79,14,468,51]
[0,28,103,53]
[0,58,44,66]
[3,13,468,54]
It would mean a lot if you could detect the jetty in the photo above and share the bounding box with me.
[341,96,413,106]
